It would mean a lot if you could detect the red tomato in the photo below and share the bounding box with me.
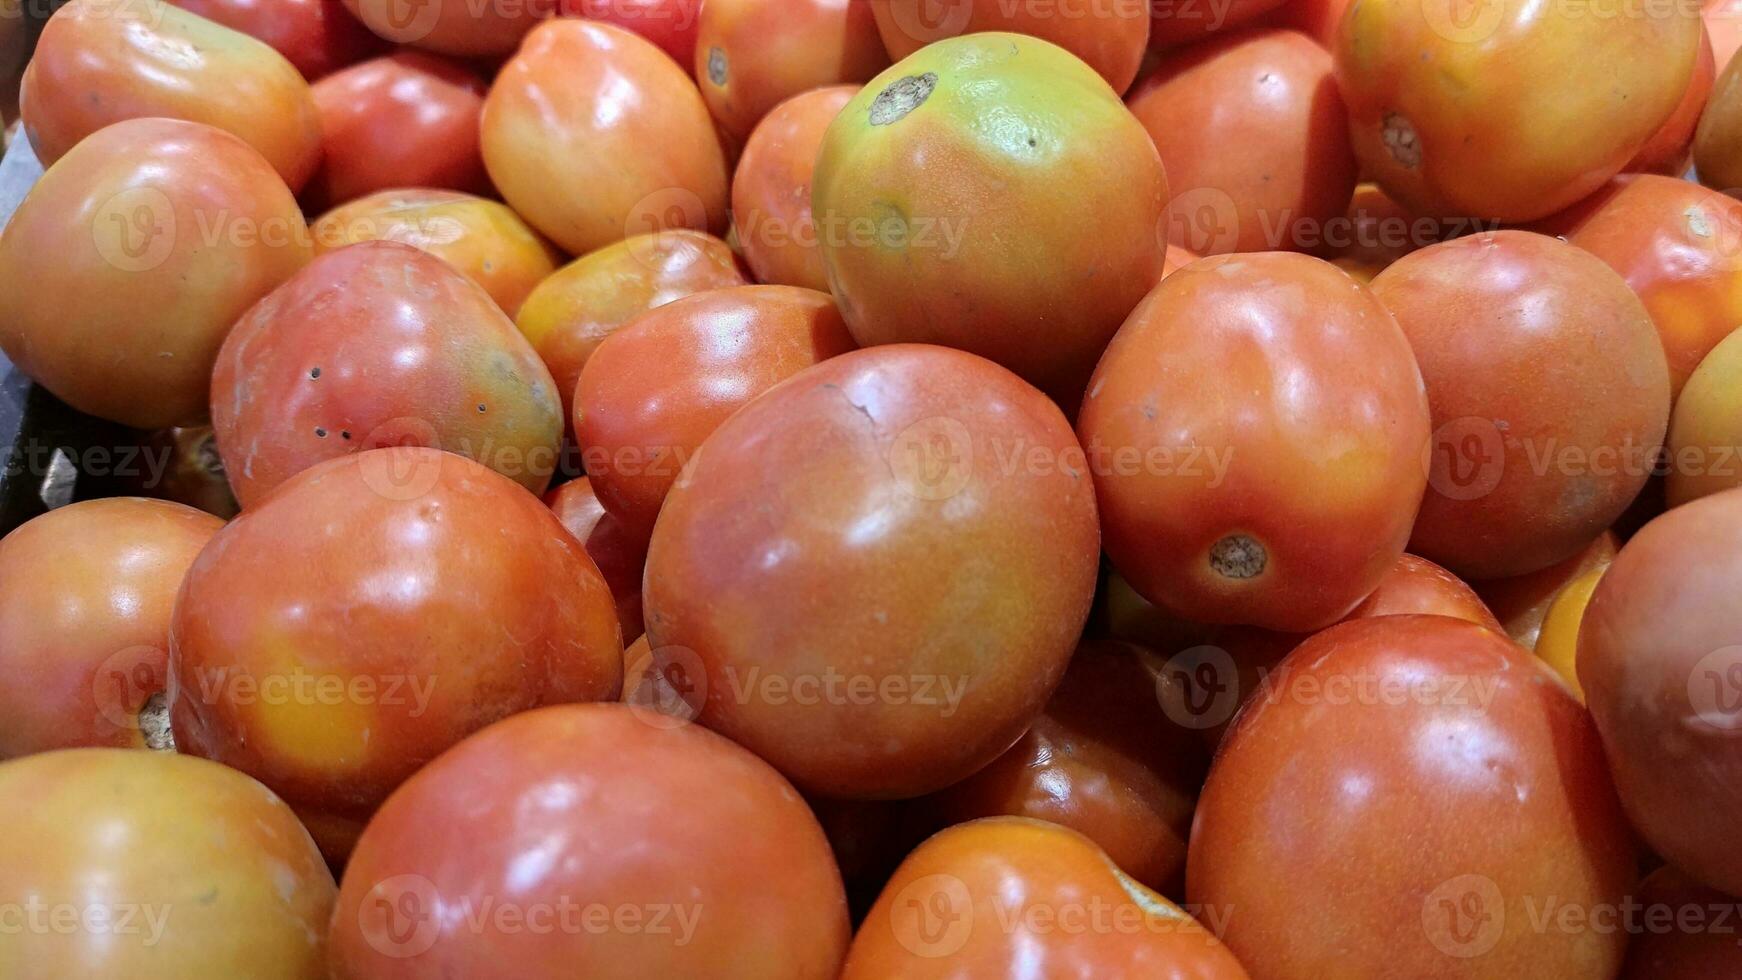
[328,703,849,978]
[0,499,221,759]
[1474,531,1619,649]
[1190,616,1639,977]
[1321,181,1454,282]
[843,817,1249,978]
[546,477,650,641]
[0,749,335,978]
[732,85,857,291]
[211,241,564,507]
[1258,0,1349,48]
[871,0,1151,94]
[168,0,384,79]
[481,20,729,256]
[0,118,310,428]
[575,285,856,537]
[642,345,1100,798]
[695,0,888,139]
[342,0,549,57]
[169,448,622,861]
[1348,554,1499,626]
[1370,231,1671,579]
[1079,252,1430,632]
[1128,28,1356,255]
[1579,487,1742,896]
[1151,0,1287,49]
[1619,866,1742,978]
[23,0,323,191]
[1628,27,1715,175]
[306,51,490,209]
[562,0,702,65]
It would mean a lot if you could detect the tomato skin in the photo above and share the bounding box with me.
[1475,531,1618,649]
[1669,328,1742,505]
[1335,0,1701,221]
[1151,0,1286,49]
[1533,564,1604,701]
[1257,0,1349,48]
[843,817,1249,979]
[643,344,1100,799]
[812,33,1169,407]
[1190,616,1639,978]
[1579,488,1742,897]
[328,703,849,979]
[0,118,310,429]
[546,478,650,642]
[563,0,702,65]
[1129,28,1356,256]
[1706,0,1742,79]
[871,0,1150,93]
[1370,231,1670,580]
[733,85,857,291]
[0,749,335,979]
[169,448,622,862]
[1627,27,1715,175]
[167,0,385,79]
[306,51,490,209]
[0,499,221,759]
[211,241,563,507]
[1079,252,1429,632]
[696,0,888,140]
[341,0,548,57]
[1619,865,1742,978]
[23,0,323,191]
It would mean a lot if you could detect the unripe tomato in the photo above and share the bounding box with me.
[695,0,888,140]
[562,0,702,65]
[342,0,549,57]
[1533,565,1605,700]
[1475,531,1618,649]
[546,477,649,642]
[168,0,385,79]
[1668,328,1742,505]
[871,0,1150,93]
[733,85,858,291]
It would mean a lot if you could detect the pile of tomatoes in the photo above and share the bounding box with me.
[2,0,1742,976]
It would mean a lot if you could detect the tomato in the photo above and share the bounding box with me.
[1128,28,1356,255]
[0,118,310,429]
[306,51,490,209]
[643,345,1099,798]
[341,0,548,57]
[1258,0,1349,48]
[22,0,323,191]
[311,189,561,316]
[169,448,622,861]
[1579,487,1742,896]
[1696,51,1742,196]
[1707,0,1742,82]
[1336,0,1701,221]
[733,85,857,291]
[1619,865,1742,978]
[211,241,563,506]
[1324,182,1451,281]
[919,640,1209,897]
[575,285,856,537]
[696,0,888,140]
[1475,531,1618,649]
[1669,328,1742,505]
[515,230,748,425]
[1628,27,1715,175]
[812,33,1169,406]
[1161,244,1202,277]
[1190,616,1638,978]
[1151,0,1287,49]
[482,20,729,257]
[546,477,650,641]
[0,499,221,759]
[167,0,384,79]
[1369,231,1670,579]
[843,817,1248,978]
[871,0,1150,94]
[0,749,334,979]
[329,703,849,978]
[1080,252,1428,631]
[1532,565,1604,701]
[562,0,702,65]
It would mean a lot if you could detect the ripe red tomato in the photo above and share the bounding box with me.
[563,0,702,66]
[482,20,729,256]
[168,0,384,80]
[871,0,1151,94]
[306,51,490,209]
[1079,252,1429,632]
[1128,27,1356,255]
[1619,865,1742,978]
[1370,231,1670,579]
[0,499,221,759]
[1190,616,1639,977]
[328,703,849,978]
[546,477,650,641]
[696,0,888,139]
[342,0,549,57]
[0,118,310,428]
[843,817,1249,978]
[170,448,622,861]
[1475,531,1619,649]
[733,85,857,290]
[0,749,335,978]
[1151,0,1287,49]
[211,241,563,507]
[1627,27,1715,175]
[23,0,323,191]
[642,344,1100,798]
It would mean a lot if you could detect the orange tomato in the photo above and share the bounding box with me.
[1627,26,1715,175]
[1534,564,1605,700]
[696,0,888,139]
[732,85,857,290]
[1475,531,1619,649]
[342,0,549,57]
[871,0,1151,93]
[167,0,384,80]
[546,477,650,642]
[1668,328,1742,505]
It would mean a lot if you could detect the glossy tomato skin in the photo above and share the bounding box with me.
[0,749,335,979]
[482,20,729,256]
[871,0,1150,93]
[813,33,1169,407]
[1079,252,1429,632]
[1669,328,1742,505]
[546,477,650,641]
[211,241,563,507]
[696,0,888,140]
[575,285,856,537]
[0,118,310,429]
[306,51,490,209]
[168,0,385,79]
[562,0,702,65]
[170,448,622,862]
[1475,531,1619,649]
[1336,0,1701,221]
[329,703,849,979]
[1533,564,1605,701]
[844,817,1249,978]
[1190,616,1639,978]
[1628,27,1715,175]
[23,0,323,191]
[1579,488,1742,896]
[1370,231,1670,580]
[0,499,221,759]
[311,189,561,316]
[1129,28,1356,255]
[733,86,857,291]
[643,345,1100,799]
[1619,865,1742,978]
[342,0,548,57]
